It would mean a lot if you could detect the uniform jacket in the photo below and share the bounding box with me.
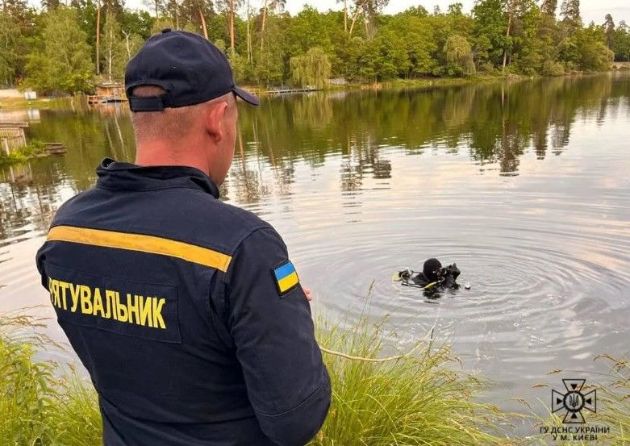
[36,158,331,446]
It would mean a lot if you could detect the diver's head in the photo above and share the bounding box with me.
[423,258,442,282]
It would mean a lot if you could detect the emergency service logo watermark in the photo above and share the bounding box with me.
[552,378,596,423]
[539,378,609,442]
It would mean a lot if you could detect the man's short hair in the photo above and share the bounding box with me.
[130,86,235,143]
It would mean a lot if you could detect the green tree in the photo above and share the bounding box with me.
[179,0,213,35]
[2,0,31,28]
[121,9,154,40]
[444,34,475,76]
[509,0,545,74]
[576,25,614,70]
[25,7,94,94]
[41,0,61,10]
[472,0,508,69]
[249,10,286,85]
[290,47,332,88]
[348,0,389,38]
[1,0,37,84]
[560,0,581,29]
[102,9,128,80]
[0,12,20,86]
[604,14,615,49]
[538,0,560,67]
[216,0,242,51]
[71,0,99,72]
[612,21,630,61]
[391,16,437,76]
[541,0,557,16]
[0,0,623,90]
[285,7,338,58]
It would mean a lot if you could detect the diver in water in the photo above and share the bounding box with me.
[395,258,463,296]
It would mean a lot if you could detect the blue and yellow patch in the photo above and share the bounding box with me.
[273,261,300,296]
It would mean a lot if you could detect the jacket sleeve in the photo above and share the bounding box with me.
[35,241,50,291]
[224,226,331,446]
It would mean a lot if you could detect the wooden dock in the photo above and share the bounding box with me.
[0,122,28,155]
[265,87,319,94]
[87,95,128,105]
[45,143,66,155]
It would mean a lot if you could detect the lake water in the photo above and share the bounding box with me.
[1,74,629,432]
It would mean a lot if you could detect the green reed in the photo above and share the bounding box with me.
[0,313,101,445]
[309,313,513,446]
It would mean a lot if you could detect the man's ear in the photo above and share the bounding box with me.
[204,100,229,142]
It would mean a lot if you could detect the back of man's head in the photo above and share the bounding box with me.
[124,29,257,182]
[130,85,234,145]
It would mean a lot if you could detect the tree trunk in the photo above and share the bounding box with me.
[502,11,513,73]
[229,0,235,51]
[122,31,131,59]
[107,17,112,81]
[260,0,268,51]
[349,9,361,37]
[344,0,347,33]
[96,0,101,75]
[349,0,368,37]
[175,0,179,29]
[246,0,252,63]
[199,8,208,39]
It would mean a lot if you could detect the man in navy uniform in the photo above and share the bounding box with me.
[35,29,331,446]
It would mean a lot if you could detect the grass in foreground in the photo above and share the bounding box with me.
[0,313,101,446]
[310,315,512,445]
[595,354,630,443]
[1,310,512,445]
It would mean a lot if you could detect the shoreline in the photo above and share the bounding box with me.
[2,70,627,110]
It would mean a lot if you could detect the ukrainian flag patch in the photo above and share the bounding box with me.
[273,261,299,296]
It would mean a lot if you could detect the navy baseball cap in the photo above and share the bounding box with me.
[125,28,259,112]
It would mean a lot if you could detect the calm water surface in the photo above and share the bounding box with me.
[1,74,629,430]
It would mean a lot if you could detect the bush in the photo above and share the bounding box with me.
[542,60,565,76]
[478,62,497,74]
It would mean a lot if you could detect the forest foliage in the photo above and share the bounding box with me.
[0,0,628,94]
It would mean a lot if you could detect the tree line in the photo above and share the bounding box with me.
[0,0,629,94]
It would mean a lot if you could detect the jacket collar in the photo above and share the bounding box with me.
[96,158,220,199]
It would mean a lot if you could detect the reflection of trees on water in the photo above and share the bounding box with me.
[236,73,629,187]
[27,107,135,190]
[0,161,67,243]
[226,130,271,204]
[226,124,293,204]
[0,106,136,241]
[1,74,628,236]
[340,133,392,193]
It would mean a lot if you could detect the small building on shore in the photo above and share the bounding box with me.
[88,82,127,105]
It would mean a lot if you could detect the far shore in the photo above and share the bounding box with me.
[1,68,629,111]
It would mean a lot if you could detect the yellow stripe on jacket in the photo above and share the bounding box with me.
[47,225,232,272]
